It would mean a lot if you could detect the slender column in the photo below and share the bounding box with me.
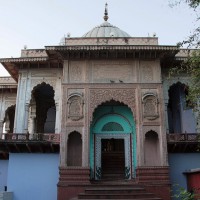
[60,131,67,167]
[5,114,10,133]
[55,102,59,133]
[82,127,87,167]
[23,103,29,133]
[164,99,169,133]
[0,120,3,134]
[14,74,27,133]
[29,117,35,134]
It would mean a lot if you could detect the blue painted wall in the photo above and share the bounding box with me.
[0,160,8,191]
[7,153,59,200]
[168,153,200,198]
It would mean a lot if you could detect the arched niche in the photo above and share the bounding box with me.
[29,82,56,133]
[3,105,16,133]
[142,93,159,120]
[167,82,196,133]
[67,131,82,166]
[67,93,84,121]
[144,131,160,166]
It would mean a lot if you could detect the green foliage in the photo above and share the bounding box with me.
[185,50,200,103]
[169,0,200,110]
[173,185,196,200]
[186,0,200,9]
[169,0,200,9]
[169,50,200,107]
[169,0,200,47]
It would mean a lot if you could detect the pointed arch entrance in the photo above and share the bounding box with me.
[29,82,56,133]
[90,101,136,180]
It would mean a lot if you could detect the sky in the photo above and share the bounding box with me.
[0,0,198,76]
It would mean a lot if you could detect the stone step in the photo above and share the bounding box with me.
[78,193,156,199]
[85,187,145,194]
[71,180,163,200]
[90,180,138,185]
[72,198,162,200]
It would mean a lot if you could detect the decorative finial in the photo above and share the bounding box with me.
[104,3,108,21]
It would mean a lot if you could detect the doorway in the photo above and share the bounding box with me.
[101,139,125,179]
[90,101,136,180]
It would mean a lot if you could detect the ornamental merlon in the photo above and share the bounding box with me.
[0,77,17,85]
[46,45,178,52]
[64,37,159,46]
[21,49,47,58]
[0,57,48,63]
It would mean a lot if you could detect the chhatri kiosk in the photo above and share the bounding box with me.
[2,4,198,200]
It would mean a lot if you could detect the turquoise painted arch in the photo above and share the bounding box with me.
[93,114,132,134]
[90,106,137,179]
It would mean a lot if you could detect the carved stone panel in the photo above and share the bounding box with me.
[69,62,84,83]
[140,61,160,83]
[67,95,84,121]
[142,93,159,120]
[89,89,136,121]
[142,65,153,82]
[92,62,133,83]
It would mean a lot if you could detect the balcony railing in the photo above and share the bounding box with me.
[167,133,200,153]
[167,133,200,143]
[0,133,60,144]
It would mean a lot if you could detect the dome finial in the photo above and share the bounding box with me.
[104,3,109,21]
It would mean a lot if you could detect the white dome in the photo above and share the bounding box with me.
[82,21,130,38]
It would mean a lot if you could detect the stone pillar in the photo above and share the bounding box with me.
[24,103,29,133]
[164,100,169,133]
[14,74,28,133]
[55,102,59,133]
[29,117,35,134]
[5,114,10,133]
[0,120,3,134]
[82,127,87,167]
[60,131,67,167]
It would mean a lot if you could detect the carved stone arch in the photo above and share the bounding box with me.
[27,80,56,104]
[66,127,83,140]
[29,82,55,133]
[4,104,16,133]
[145,130,158,138]
[31,82,55,99]
[165,80,189,104]
[67,93,84,121]
[3,104,16,121]
[143,126,160,138]
[67,131,82,166]
[167,81,196,133]
[142,93,159,120]
[144,130,160,166]
[89,89,136,122]
[4,103,16,117]
[168,81,188,92]
[168,81,189,99]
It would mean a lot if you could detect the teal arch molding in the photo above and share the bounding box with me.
[90,105,136,180]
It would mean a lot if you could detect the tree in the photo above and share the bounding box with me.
[180,50,200,105]
[170,0,200,47]
[169,0,200,105]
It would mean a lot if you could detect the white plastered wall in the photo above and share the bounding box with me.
[14,69,62,134]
